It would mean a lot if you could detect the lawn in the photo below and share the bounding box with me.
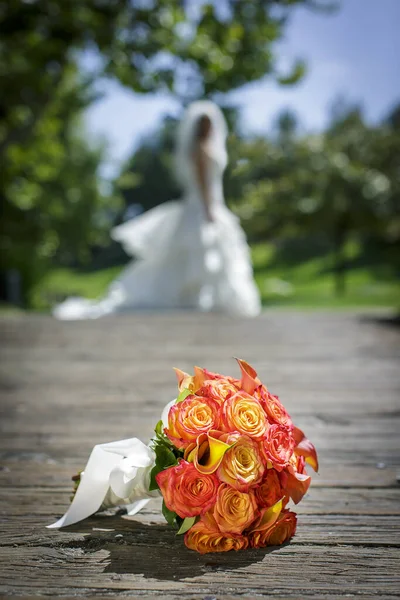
[252,243,399,309]
[29,241,399,311]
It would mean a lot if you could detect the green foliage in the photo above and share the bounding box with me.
[148,416,186,529]
[177,516,197,535]
[162,501,178,528]
[1,67,121,304]
[148,444,177,492]
[176,389,192,403]
[115,118,181,216]
[225,104,400,295]
[148,417,183,492]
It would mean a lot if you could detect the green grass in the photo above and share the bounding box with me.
[0,302,25,315]
[25,242,400,311]
[30,265,124,310]
[252,243,399,309]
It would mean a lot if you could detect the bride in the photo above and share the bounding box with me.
[53,100,261,319]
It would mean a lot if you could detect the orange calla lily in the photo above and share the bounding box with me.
[293,426,319,472]
[235,358,261,395]
[174,368,195,392]
[286,469,311,504]
[174,366,208,393]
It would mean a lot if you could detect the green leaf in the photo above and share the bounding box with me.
[277,59,307,86]
[162,501,178,527]
[176,388,192,403]
[153,431,175,449]
[177,516,197,535]
[148,464,161,491]
[154,444,177,469]
[149,443,180,491]
[154,419,163,435]
[175,515,184,530]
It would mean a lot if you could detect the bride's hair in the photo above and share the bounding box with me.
[195,114,212,142]
[175,100,228,189]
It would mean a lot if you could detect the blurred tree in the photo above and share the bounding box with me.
[0,0,335,305]
[225,105,399,296]
[0,68,120,304]
[0,0,335,158]
[115,116,180,216]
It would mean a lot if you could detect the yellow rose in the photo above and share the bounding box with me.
[222,392,268,439]
[250,509,297,548]
[164,395,221,449]
[213,483,258,535]
[217,435,265,491]
[184,512,249,554]
[198,378,240,405]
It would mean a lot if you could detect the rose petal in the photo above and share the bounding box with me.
[293,426,319,472]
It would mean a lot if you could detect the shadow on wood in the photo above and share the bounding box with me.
[60,516,281,581]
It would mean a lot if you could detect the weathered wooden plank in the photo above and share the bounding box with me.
[2,388,399,420]
[1,513,399,548]
[1,425,398,462]
[0,544,399,597]
[2,486,399,516]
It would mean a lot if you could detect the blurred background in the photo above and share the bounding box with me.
[1,0,399,312]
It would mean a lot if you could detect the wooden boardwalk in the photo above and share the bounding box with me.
[0,311,399,598]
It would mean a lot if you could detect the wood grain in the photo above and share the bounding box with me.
[0,310,399,598]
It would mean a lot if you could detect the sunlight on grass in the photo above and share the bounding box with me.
[251,242,399,309]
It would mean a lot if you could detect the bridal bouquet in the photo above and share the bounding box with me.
[49,359,318,554]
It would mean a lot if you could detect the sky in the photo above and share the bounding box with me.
[84,0,400,177]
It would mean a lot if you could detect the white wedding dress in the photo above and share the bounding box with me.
[53,102,261,319]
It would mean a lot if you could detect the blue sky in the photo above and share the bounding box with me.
[84,0,400,177]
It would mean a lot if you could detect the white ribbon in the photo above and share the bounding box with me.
[48,399,177,529]
[47,437,159,529]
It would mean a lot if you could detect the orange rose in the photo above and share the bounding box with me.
[198,378,239,405]
[259,390,293,430]
[217,435,265,491]
[213,483,258,534]
[164,395,221,449]
[250,510,297,548]
[202,368,240,386]
[255,469,286,508]
[184,513,249,554]
[175,366,240,394]
[261,424,295,471]
[222,392,268,439]
[155,460,219,518]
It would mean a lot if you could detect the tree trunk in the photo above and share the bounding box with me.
[333,216,347,296]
